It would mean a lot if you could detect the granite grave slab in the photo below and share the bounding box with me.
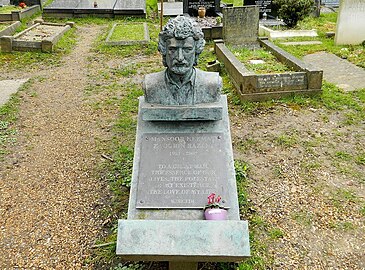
[244,0,278,19]
[303,51,365,92]
[183,0,221,16]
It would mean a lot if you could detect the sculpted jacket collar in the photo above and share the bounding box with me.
[165,68,196,105]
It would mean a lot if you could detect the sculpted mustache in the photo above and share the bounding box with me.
[172,61,189,66]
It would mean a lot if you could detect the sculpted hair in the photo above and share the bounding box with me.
[158,16,205,67]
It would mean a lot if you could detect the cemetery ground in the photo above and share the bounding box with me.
[0,11,364,270]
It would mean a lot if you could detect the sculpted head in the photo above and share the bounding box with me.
[158,16,205,75]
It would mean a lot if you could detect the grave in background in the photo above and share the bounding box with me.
[105,22,149,46]
[43,0,146,18]
[0,5,40,21]
[335,0,365,45]
[215,7,322,101]
[244,0,278,19]
[0,20,74,52]
[215,38,323,101]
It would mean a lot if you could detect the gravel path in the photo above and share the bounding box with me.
[0,25,107,268]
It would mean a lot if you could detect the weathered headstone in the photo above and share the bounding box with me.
[335,0,365,45]
[183,0,220,16]
[116,16,250,269]
[244,0,278,19]
[223,6,259,47]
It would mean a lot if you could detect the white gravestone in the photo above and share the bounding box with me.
[335,0,365,45]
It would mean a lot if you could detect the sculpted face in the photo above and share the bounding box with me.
[165,37,196,76]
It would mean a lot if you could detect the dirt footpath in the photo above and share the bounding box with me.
[0,25,108,269]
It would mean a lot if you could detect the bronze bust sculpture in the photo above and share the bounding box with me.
[143,16,222,106]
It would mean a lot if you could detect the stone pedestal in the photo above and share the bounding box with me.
[116,95,250,267]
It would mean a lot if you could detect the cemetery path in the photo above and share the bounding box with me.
[0,25,108,268]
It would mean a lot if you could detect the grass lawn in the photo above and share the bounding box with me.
[109,23,146,42]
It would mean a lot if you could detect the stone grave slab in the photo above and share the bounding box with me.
[223,6,259,47]
[0,79,28,106]
[303,51,365,92]
[114,0,146,16]
[244,0,278,19]
[259,25,318,40]
[335,0,365,45]
[158,1,183,16]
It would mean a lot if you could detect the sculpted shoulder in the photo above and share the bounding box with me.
[143,70,169,105]
[194,69,222,104]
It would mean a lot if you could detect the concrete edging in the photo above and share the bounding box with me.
[0,21,21,37]
[0,5,41,21]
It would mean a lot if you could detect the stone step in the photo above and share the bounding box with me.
[116,219,250,262]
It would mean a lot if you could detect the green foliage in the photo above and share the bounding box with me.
[334,151,352,161]
[355,153,365,165]
[269,228,284,239]
[0,27,77,71]
[274,0,314,27]
[0,79,32,159]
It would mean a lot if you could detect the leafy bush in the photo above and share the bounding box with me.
[273,0,314,27]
